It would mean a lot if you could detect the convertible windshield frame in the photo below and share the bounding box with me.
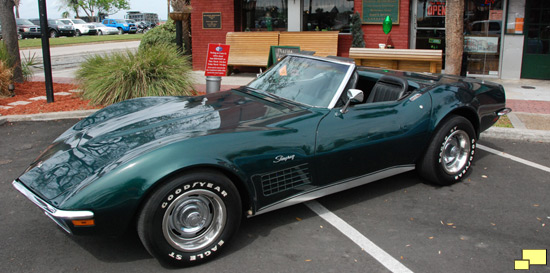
[247,54,355,109]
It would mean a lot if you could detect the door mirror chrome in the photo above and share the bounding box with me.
[340,89,364,114]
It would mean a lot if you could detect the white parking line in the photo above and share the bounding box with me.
[306,200,414,273]
[477,144,550,173]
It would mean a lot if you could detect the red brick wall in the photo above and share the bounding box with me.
[353,0,410,49]
[338,34,353,57]
[191,0,235,70]
[190,0,412,69]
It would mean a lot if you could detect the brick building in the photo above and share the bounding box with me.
[189,0,549,80]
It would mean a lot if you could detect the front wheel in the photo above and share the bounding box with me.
[97,30,103,35]
[75,30,81,37]
[137,170,242,267]
[417,115,476,185]
[50,30,58,38]
[117,28,123,35]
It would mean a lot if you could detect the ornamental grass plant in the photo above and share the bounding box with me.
[0,60,13,97]
[76,43,195,106]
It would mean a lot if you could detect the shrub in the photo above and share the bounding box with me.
[351,12,365,48]
[76,43,195,106]
[139,20,177,51]
[0,60,14,97]
[0,41,37,82]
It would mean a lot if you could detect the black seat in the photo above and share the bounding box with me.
[366,75,409,103]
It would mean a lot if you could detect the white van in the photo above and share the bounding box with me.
[59,19,97,36]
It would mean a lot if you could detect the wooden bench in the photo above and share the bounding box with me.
[279,31,339,57]
[226,32,280,74]
[349,48,443,73]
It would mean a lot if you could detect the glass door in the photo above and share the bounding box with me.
[412,0,446,51]
[521,0,550,79]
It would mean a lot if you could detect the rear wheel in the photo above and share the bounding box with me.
[117,28,123,35]
[417,115,476,185]
[75,29,81,37]
[50,30,58,38]
[137,170,242,267]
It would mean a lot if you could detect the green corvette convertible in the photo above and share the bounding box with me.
[13,54,510,267]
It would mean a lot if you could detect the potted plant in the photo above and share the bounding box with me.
[170,0,192,21]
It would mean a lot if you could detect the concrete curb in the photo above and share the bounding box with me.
[0,109,99,123]
[481,126,550,143]
[2,109,549,143]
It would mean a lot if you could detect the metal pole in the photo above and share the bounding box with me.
[38,0,54,103]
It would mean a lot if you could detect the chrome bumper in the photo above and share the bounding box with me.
[12,180,94,234]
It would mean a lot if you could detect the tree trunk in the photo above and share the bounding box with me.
[0,0,24,83]
[445,0,464,75]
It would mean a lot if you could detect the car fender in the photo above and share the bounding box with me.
[59,135,256,235]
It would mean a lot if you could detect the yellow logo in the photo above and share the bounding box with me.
[515,249,547,270]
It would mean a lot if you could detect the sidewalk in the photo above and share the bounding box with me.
[2,72,549,142]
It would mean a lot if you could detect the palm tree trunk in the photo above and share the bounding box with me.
[445,0,464,75]
[0,0,24,82]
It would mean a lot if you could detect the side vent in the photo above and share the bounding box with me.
[259,164,311,196]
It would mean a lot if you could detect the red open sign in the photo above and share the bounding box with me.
[427,1,446,17]
[205,44,230,77]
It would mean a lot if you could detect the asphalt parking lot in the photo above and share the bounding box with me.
[1,120,548,273]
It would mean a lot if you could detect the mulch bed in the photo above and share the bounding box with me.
[0,82,99,116]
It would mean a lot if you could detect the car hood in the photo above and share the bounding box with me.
[18,89,310,205]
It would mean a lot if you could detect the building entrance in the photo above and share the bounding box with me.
[521,0,550,79]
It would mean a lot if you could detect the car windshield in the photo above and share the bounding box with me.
[72,19,87,24]
[247,56,351,108]
[116,19,126,23]
[16,19,34,25]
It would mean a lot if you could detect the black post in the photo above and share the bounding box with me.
[175,20,183,53]
[38,0,54,103]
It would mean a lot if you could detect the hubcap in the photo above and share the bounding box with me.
[162,189,226,252]
[441,130,471,174]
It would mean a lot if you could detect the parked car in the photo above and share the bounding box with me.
[29,19,75,38]
[16,18,41,39]
[91,22,119,35]
[58,18,97,36]
[13,54,509,267]
[101,18,137,34]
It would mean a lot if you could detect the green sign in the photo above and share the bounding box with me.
[429,38,441,44]
[362,0,400,24]
[268,46,301,67]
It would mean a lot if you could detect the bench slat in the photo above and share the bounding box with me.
[279,31,339,57]
[226,32,280,67]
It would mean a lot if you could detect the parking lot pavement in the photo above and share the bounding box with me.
[1,121,549,272]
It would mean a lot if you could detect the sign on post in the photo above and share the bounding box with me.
[267,46,300,67]
[205,44,230,77]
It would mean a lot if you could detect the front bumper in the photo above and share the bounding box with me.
[12,179,94,234]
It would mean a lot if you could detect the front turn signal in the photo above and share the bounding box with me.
[72,219,95,227]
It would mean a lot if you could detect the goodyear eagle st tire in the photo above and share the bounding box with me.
[417,115,476,186]
[137,170,242,267]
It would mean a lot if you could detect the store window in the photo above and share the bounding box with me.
[464,0,504,76]
[302,0,354,32]
[242,0,288,31]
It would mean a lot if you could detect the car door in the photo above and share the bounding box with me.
[314,83,432,186]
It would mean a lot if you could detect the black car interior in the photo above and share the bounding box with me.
[345,70,419,105]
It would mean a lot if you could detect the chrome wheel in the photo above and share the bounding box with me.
[162,189,226,252]
[441,129,470,174]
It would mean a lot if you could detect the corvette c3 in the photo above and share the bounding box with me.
[13,54,510,267]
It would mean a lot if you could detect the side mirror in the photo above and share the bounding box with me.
[340,89,364,114]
